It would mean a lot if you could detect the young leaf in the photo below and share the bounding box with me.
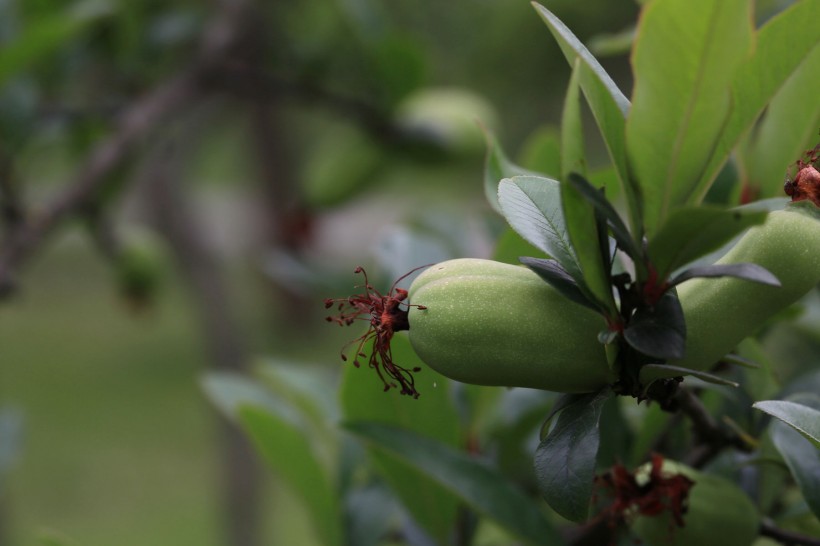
[767,394,820,519]
[345,421,566,546]
[647,206,768,280]
[519,257,598,312]
[560,63,617,316]
[754,399,820,449]
[566,173,643,265]
[498,176,581,280]
[670,263,780,287]
[626,0,754,234]
[639,364,739,389]
[239,406,344,546]
[623,291,686,360]
[534,388,613,523]
[697,0,820,198]
[532,4,642,236]
[484,129,539,213]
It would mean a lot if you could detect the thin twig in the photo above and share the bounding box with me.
[760,519,820,546]
[673,387,752,467]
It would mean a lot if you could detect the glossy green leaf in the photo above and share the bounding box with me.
[534,388,612,523]
[345,421,565,546]
[484,130,538,213]
[239,406,343,546]
[698,0,820,198]
[639,364,739,388]
[647,206,768,280]
[624,292,686,360]
[532,4,641,235]
[754,399,820,449]
[626,0,754,234]
[340,335,460,544]
[0,1,112,86]
[768,394,820,519]
[745,42,820,200]
[498,176,581,280]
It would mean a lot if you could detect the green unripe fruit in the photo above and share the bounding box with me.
[407,258,613,393]
[674,208,820,371]
[630,461,760,546]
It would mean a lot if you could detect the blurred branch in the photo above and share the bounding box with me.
[674,387,753,468]
[0,0,257,297]
[760,519,820,546]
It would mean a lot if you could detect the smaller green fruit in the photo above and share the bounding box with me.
[407,258,613,393]
[630,461,760,546]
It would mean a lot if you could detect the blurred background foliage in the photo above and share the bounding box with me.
[0,0,808,545]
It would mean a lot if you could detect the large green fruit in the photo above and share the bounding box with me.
[674,208,820,371]
[630,461,760,546]
[407,258,613,393]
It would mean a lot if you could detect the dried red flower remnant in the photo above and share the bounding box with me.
[325,266,427,398]
[595,453,694,538]
[784,141,820,207]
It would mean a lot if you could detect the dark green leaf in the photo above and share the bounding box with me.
[648,207,768,280]
[534,388,612,523]
[498,176,581,279]
[698,0,820,198]
[561,65,617,316]
[345,422,565,546]
[670,263,780,287]
[768,394,820,519]
[754,399,820,449]
[639,364,739,388]
[566,173,643,266]
[340,336,460,543]
[626,0,754,233]
[484,129,538,213]
[519,257,598,312]
[624,291,686,360]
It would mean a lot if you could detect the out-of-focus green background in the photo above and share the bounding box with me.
[0,0,709,544]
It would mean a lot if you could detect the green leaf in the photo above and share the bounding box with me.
[532,4,641,236]
[767,394,820,519]
[560,64,616,316]
[345,421,565,546]
[624,291,686,360]
[534,388,612,523]
[518,126,561,177]
[561,61,587,180]
[647,206,768,280]
[0,0,112,87]
[626,0,754,234]
[698,0,820,197]
[754,399,820,449]
[239,406,343,546]
[566,173,643,267]
[340,335,460,544]
[639,364,740,388]
[484,129,538,213]
[745,42,820,200]
[497,175,581,280]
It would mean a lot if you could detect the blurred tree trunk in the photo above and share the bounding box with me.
[145,145,262,546]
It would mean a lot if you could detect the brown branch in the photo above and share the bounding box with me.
[674,387,752,468]
[760,519,820,546]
